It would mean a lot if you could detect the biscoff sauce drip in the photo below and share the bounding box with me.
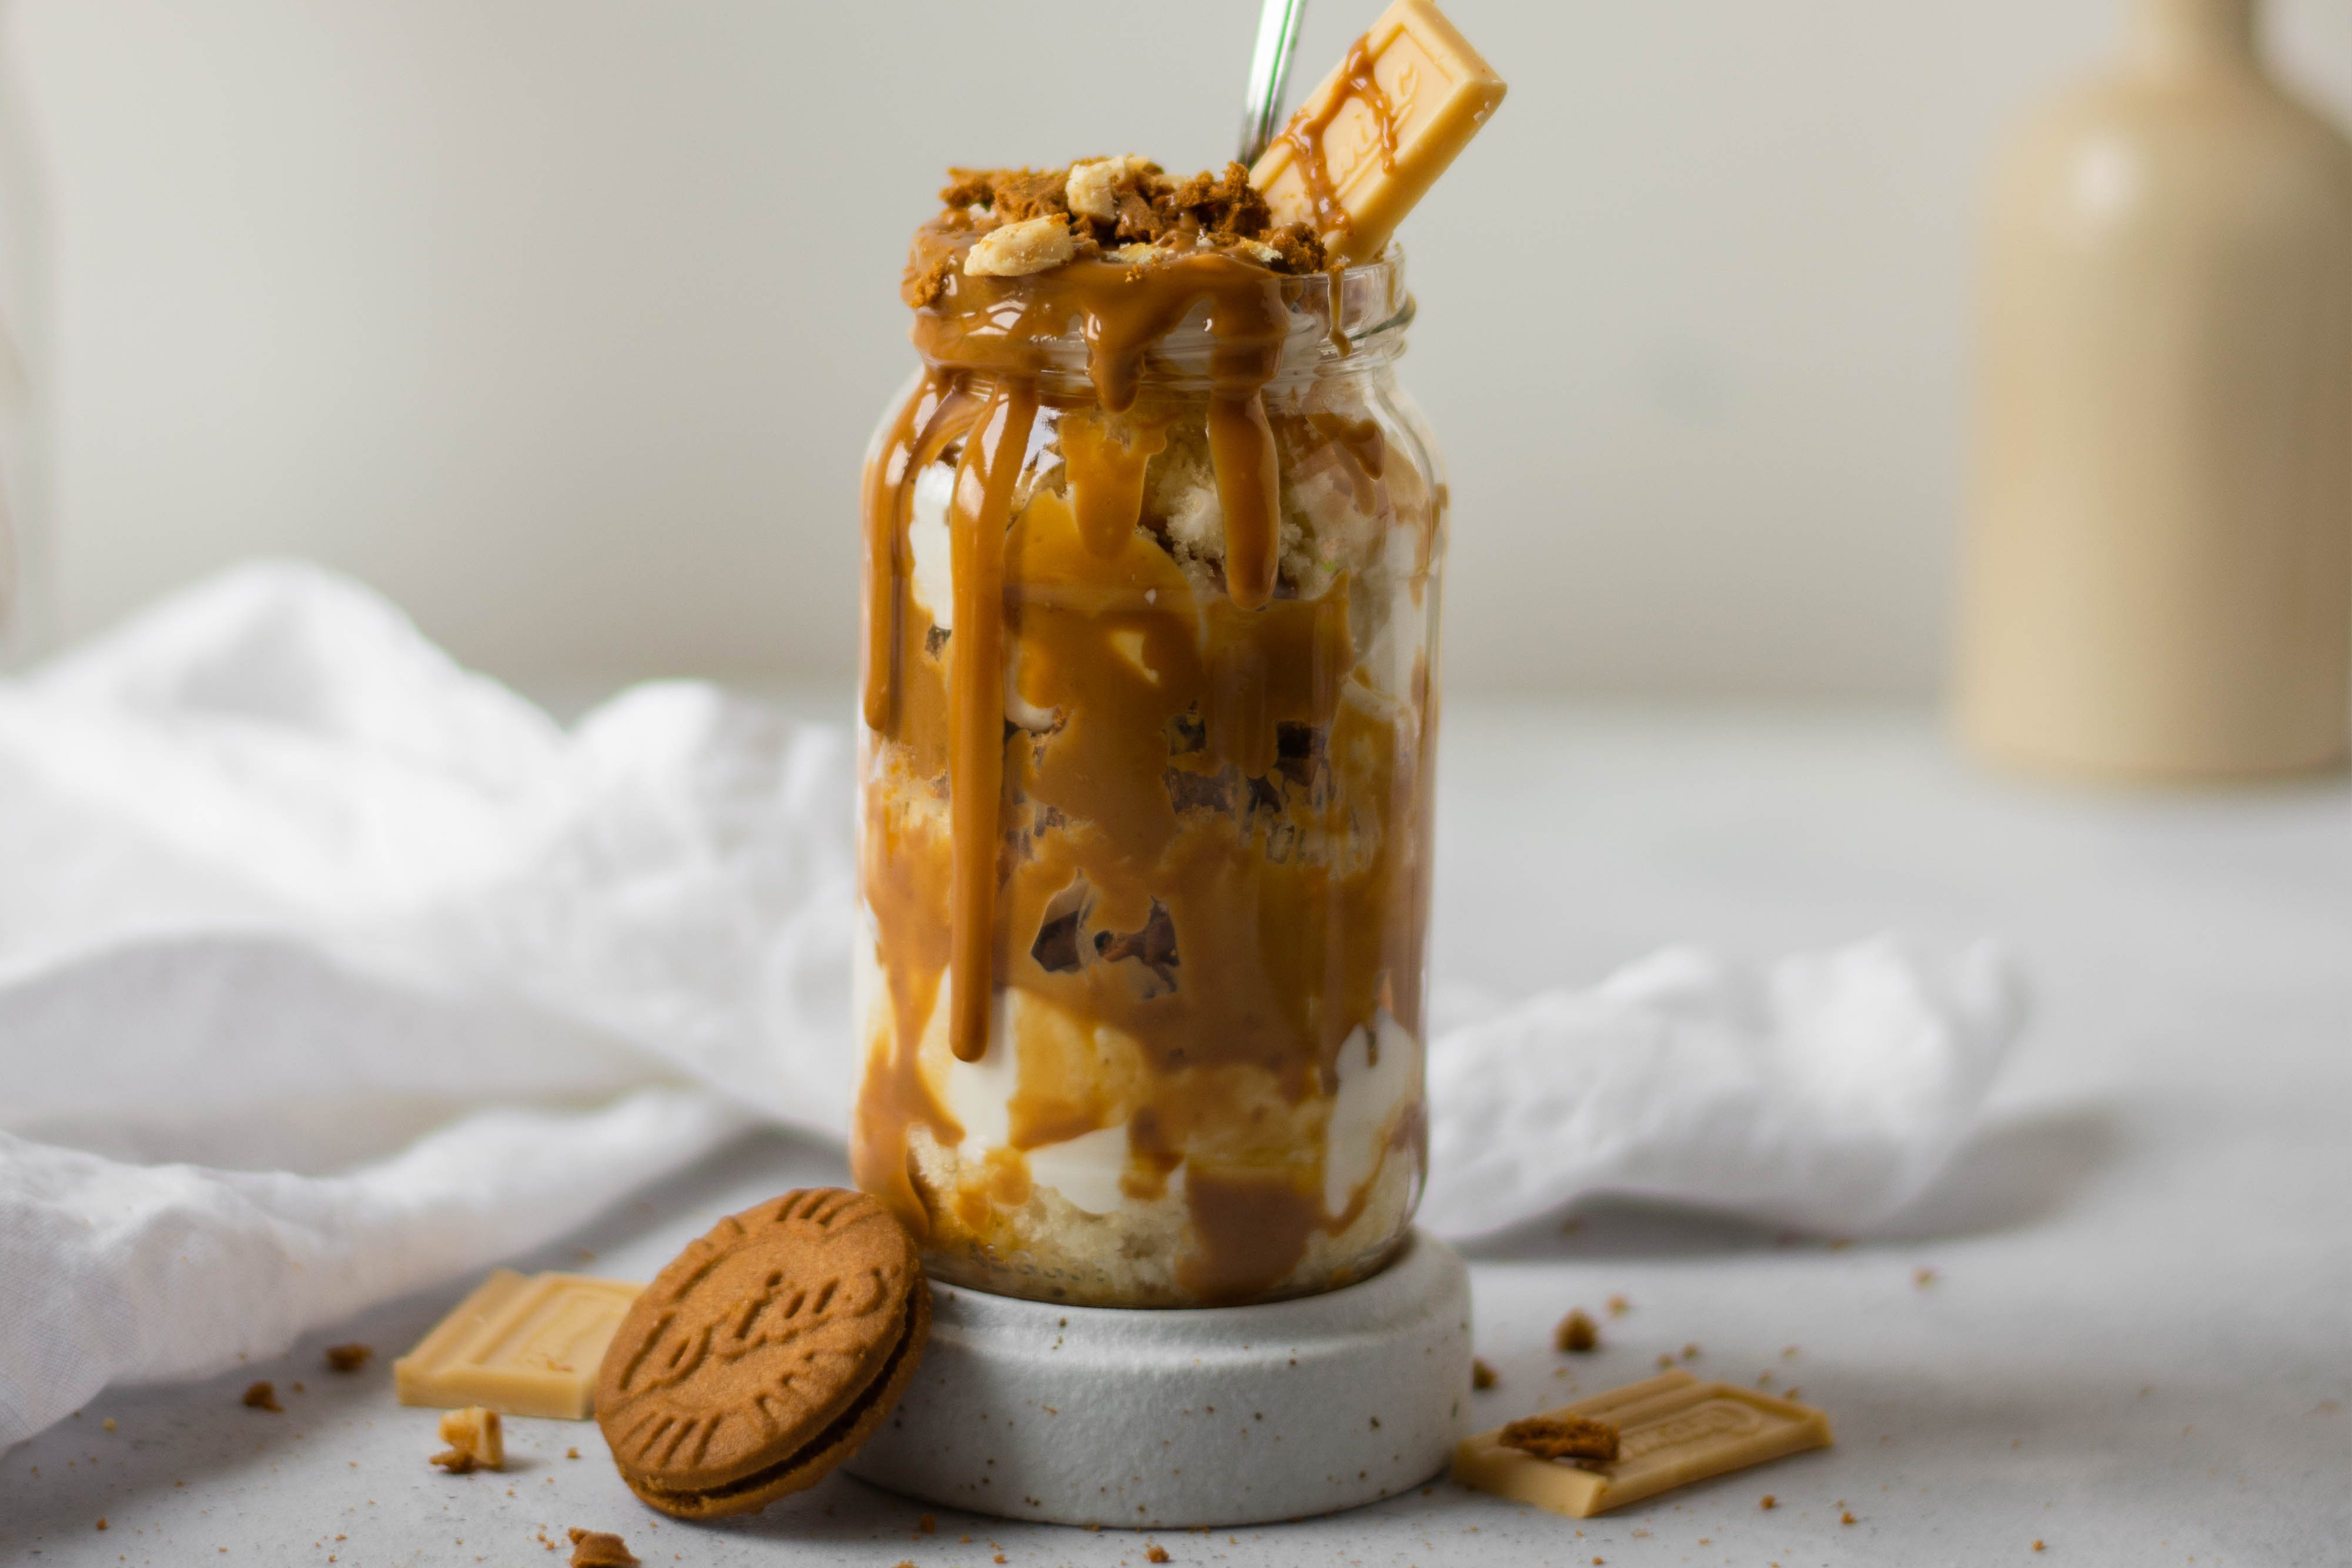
[854,228,1442,1305]
[867,241,1303,1067]
[1277,36,1406,243]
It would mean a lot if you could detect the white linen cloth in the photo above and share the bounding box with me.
[0,563,2024,1451]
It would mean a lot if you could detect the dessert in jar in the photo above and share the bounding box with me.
[851,6,1503,1310]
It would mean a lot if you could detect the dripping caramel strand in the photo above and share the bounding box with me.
[944,380,1037,1063]
[905,232,1307,1063]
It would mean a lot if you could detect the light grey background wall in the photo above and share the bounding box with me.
[10,1,2352,698]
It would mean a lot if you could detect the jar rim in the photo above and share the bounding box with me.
[910,245,1413,380]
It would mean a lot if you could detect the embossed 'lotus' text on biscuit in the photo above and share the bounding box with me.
[593,1188,930,1521]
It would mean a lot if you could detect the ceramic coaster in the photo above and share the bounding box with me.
[843,1230,1471,1528]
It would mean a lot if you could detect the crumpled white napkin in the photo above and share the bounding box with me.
[0,562,2024,1452]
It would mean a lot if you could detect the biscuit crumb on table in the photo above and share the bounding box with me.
[567,1527,639,1567]
[1555,1310,1599,1353]
[323,1343,372,1373]
[1147,1547,1172,1563]
[431,1406,504,1474]
[241,1381,281,1412]
[1472,1357,1500,1389]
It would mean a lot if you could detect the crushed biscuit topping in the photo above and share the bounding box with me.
[907,156,1330,307]
[965,215,1077,278]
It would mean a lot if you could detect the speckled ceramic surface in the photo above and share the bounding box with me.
[842,1231,1474,1528]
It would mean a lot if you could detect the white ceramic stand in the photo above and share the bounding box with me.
[843,1231,1472,1528]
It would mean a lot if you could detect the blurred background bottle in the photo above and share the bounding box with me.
[1961,0,2352,783]
[0,0,50,666]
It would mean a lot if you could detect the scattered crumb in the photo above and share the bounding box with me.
[1842,1511,1856,1525]
[1147,1547,1171,1564]
[1757,1371,1774,1387]
[1787,1387,1803,1400]
[102,1419,116,1432]
[242,1381,282,1412]
[95,1518,107,1531]
[1782,1345,1800,1359]
[431,1407,504,1474]
[567,1528,639,1567]
[919,1513,936,1534]
[1556,1310,1599,1354]
[1657,1355,1674,1370]
[567,1447,581,1459]
[1500,1415,1620,1463]
[1760,1494,1777,1510]
[1472,1357,1499,1390]
[2034,1542,2045,1553]
[325,1344,372,1373]
[1680,1343,1701,1361]
[1560,1216,1583,1234]
[1605,1295,1630,1317]
[1915,1267,1937,1288]
[994,1557,1008,1565]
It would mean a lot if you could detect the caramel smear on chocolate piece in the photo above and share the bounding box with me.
[1501,1414,1620,1463]
[1249,0,1507,263]
[1453,1370,1833,1518]
[396,1269,642,1420]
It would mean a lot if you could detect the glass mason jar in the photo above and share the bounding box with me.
[851,242,1446,1308]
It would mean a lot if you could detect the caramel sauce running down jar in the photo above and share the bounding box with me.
[852,230,1447,1307]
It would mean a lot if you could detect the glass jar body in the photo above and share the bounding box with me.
[852,277,1445,1308]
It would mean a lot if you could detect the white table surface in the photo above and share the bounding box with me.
[6,703,2348,1567]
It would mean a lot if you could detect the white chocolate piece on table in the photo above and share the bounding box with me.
[394,1268,641,1420]
[1451,1370,1833,1518]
